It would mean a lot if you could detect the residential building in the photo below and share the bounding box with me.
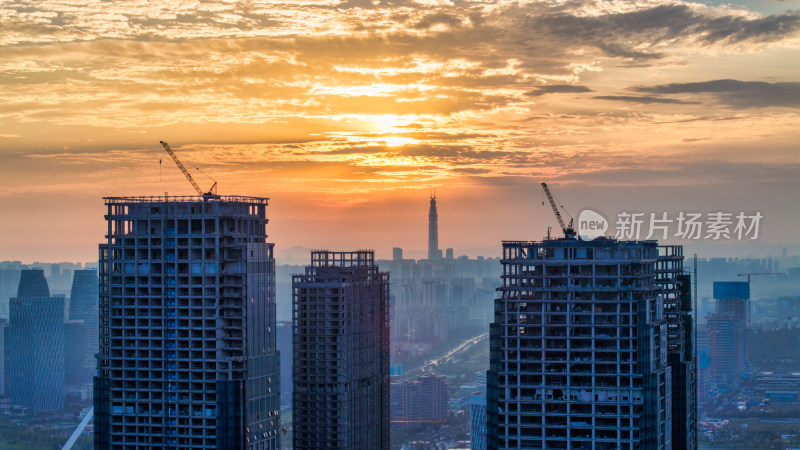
[390,374,449,425]
[94,195,280,449]
[292,250,390,449]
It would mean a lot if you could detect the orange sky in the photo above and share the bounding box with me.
[1,0,799,263]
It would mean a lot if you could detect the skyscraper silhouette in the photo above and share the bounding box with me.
[428,195,441,260]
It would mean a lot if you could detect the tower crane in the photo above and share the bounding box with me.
[160,141,217,197]
[541,182,576,239]
[736,272,776,332]
[737,272,776,283]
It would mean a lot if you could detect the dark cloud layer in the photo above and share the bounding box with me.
[526,85,593,96]
[594,95,699,104]
[634,79,800,108]
[518,4,800,61]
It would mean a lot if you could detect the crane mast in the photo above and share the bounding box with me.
[160,141,217,197]
[541,182,575,239]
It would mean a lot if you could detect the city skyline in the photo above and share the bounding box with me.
[3,188,799,264]
[2,0,799,441]
[2,0,800,263]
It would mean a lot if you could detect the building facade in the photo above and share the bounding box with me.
[94,195,280,449]
[8,269,65,413]
[66,269,99,389]
[276,320,292,407]
[292,250,390,449]
[656,246,697,450]
[708,281,749,389]
[428,195,441,260]
[487,239,683,449]
[390,374,449,425]
[0,318,6,396]
[470,392,487,450]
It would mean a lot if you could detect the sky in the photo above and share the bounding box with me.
[1,0,799,263]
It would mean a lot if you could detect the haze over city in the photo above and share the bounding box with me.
[2,2,800,448]
[2,0,800,262]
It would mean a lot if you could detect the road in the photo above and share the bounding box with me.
[417,332,489,372]
[61,407,93,450]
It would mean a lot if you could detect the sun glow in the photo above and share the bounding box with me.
[383,136,415,147]
[372,115,404,132]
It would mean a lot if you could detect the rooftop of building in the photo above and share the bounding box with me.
[16,269,50,298]
[310,250,375,267]
[104,194,268,205]
[502,237,660,248]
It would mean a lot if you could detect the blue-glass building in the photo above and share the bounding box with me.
[8,269,65,413]
[66,269,99,389]
[0,318,8,396]
[94,195,280,449]
[470,392,487,450]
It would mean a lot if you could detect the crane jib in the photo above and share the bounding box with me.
[159,141,217,196]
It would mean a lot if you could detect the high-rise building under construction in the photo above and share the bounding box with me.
[708,281,749,389]
[94,195,280,449]
[487,238,696,449]
[658,246,697,449]
[292,250,390,449]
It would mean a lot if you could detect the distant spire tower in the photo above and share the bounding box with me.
[428,194,441,260]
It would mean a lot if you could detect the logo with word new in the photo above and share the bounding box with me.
[578,209,609,239]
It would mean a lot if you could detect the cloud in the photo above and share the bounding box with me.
[398,145,513,161]
[593,95,699,104]
[634,80,800,109]
[451,167,491,174]
[553,159,800,187]
[517,4,800,62]
[698,11,800,45]
[310,145,387,155]
[413,12,463,30]
[526,85,593,96]
[2,0,800,194]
